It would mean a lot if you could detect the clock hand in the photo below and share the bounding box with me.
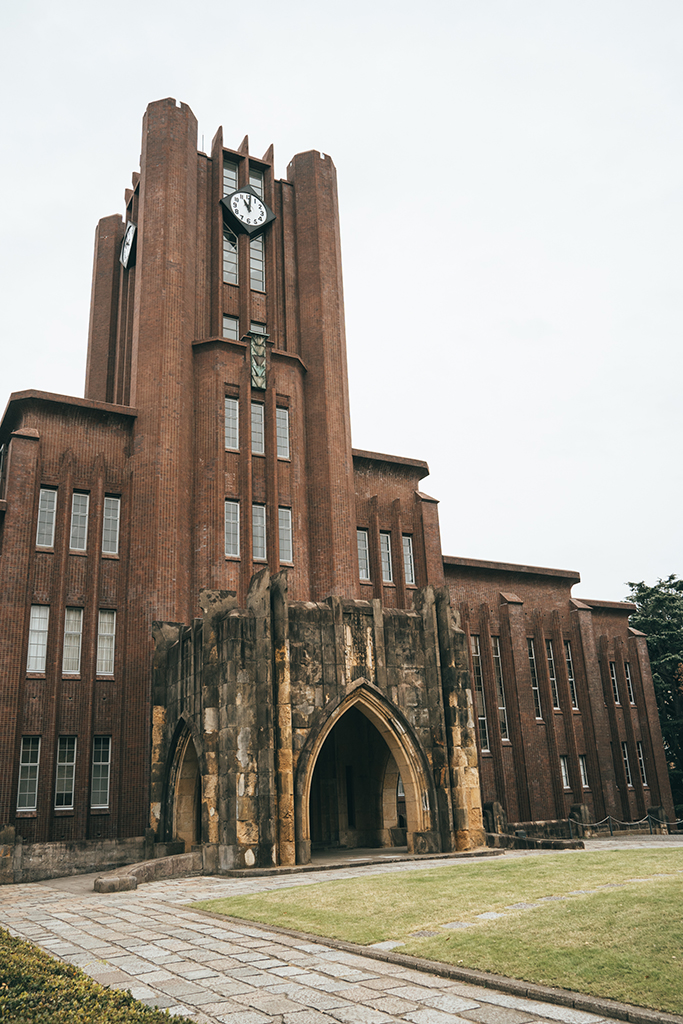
[245,195,252,212]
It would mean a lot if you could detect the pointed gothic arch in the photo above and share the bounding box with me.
[163,716,204,850]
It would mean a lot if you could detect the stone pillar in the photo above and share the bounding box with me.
[271,572,296,865]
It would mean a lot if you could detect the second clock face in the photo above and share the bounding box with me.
[229,190,267,228]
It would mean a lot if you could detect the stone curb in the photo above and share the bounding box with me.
[181,906,683,1024]
[219,848,505,877]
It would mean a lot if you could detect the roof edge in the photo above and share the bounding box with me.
[352,448,429,474]
[2,390,138,425]
[443,554,581,582]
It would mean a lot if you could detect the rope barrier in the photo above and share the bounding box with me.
[567,812,683,837]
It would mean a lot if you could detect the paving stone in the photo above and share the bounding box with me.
[215,1012,272,1024]
[411,930,443,937]
[199,1001,247,1016]
[265,982,354,1010]
[139,995,177,1008]
[327,1006,395,1024]
[233,992,312,1013]
[442,922,473,929]
[389,985,451,1001]
[282,1012,339,1024]
[477,912,506,920]
[404,1010,467,1024]
[472,993,606,1023]
[506,903,540,910]
[424,994,482,1013]
[369,994,421,1013]
[369,939,406,949]
[538,897,568,902]
[460,1006,538,1024]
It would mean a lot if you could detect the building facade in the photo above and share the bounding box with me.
[0,98,673,879]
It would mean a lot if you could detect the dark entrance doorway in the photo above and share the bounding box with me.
[309,706,405,850]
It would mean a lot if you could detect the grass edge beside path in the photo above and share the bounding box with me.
[191,848,683,1015]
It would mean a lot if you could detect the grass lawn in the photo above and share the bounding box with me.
[0,928,194,1024]
[192,849,683,1015]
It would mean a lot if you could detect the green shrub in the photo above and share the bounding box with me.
[0,928,194,1023]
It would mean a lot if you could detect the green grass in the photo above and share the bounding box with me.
[0,928,194,1024]
[192,849,683,1014]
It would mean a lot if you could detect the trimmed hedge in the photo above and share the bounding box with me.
[0,928,194,1023]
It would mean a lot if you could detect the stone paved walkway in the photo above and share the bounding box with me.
[2,838,682,1024]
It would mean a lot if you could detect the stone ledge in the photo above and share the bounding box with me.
[94,851,201,892]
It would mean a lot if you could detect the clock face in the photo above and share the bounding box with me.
[229,190,268,228]
[120,222,136,268]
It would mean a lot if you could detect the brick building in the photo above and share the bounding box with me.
[0,98,673,879]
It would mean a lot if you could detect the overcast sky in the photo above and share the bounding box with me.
[1,1,681,600]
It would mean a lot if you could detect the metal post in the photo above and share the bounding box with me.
[568,817,573,839]
[649,814,653,835]
[609,816,613,836]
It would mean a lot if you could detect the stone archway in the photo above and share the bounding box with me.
[173,732,201,852]
[296,683,438,862]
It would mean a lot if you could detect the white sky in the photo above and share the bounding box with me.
[1,0,681,600]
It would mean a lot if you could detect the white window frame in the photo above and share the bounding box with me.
[609,661,620,705]
[225,396,239,451]
[225,500,240,557]
[223,158,238,196]
[625,662,636,704]
[621,741,633,787]
[560,755,571,790]
[69,492,89,551]
[17,737,41,811]
[564,640,579,709]
[579,754,589,788]
[55,736,77,809]
[637,740,648,786]
[357,529,370,580]
[491,636,509,740]
[96,610,116,675]
[276,407,290,460]
[91,736,111,809]
[545,639,560,709]
[402,535,415,585]
[102,496,120,555]
[527,638,542,718]
[470,635,490,752]
[250,236,265,291]
[249,166,264,197]
[36,488,57,547]
[250,321,266,334]
[222,315,239,341]
[62,608,83,675]
[223,224,238,285]
[251,402,265,455]
[252,504,266,561]
[278,507,293,563]
[27,605,49,673]
[380,532,393,583]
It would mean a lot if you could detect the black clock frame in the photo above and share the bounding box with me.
[220,185,276,238]
[119,221,137,269]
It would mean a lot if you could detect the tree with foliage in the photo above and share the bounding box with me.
[626,575,683,818]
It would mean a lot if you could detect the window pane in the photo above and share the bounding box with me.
[36,488,57,547]
[637,741,648,786]
[27,605,50,672]
[279,507,293,563]
[402,536,415,585]
[96,610,116,675]
[223,159,238,196]
[470,635,489,751]
[70,493,89,550]
[222,315,239,341]
[357,529,370,580]
[380,532,392,582]
[564,640,578,709]
[560,755,570,789]
[527,638,542,718]
[491,636,509,740]
[250,236,265,291]
[276,408,290,459]
[91,736,111,808]
[17,737,41,810]
[252,505,266,560]
[579,754,589,788]
[610,662,620,704]
[62,608,83,674]
[55,736,76,809]
[545,639,560,708]
[250,321,266,334]
[102,497,120,555]
[225,397,239,450]
[225,500,240,557]
[625,662,635,704]
[249,167,264,197]
[223,224,238,285]
[621,741,632,786]
[251,403,264,454]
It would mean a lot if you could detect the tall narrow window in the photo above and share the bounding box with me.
[609,662,620,704]
[545,639,560,708]
[276,407,290,459]
[223,224,238,284]
[250,321,266,334]
[62,608,83,674]
[69,493,89,551]
[380,532,393,583]
[579,754,589,788]
[96,610,116,675]
[222,315,239,341]
[225,500,240,557]
[357,529,370,580]
[55,737,77,809]
[223,159,238,195]
[225,397,239,450]
[621,741,633,787]
[560,755,571,789]
[102,497,120,555]
[637,741,648,786]
[402,536,415,585]
[36,488,57,547]
[251,402,265,454]
[278,507,293,563]
[625,662,635,704]
[17,737,40,811]
[470,635,489,751]
[249,166,264,197]
[91,737,111,808]
[27,605,49,672]
[527,638,542,718]
[252,505,266,560]
[250,236,265,291]
[491,636,509,740]
[565,640,579,709]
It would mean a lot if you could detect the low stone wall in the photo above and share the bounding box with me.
[94,851,202,892]
[0,834,146,884]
